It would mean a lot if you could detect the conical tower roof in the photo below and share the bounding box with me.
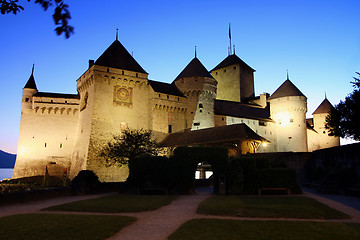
[211,54,255,72]
[174,57,214,81]
[23,66,37,90]
[268,79,306,100]
[95,40,147,74]
[313,98,333,115]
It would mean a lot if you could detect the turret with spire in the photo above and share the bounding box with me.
[22,65,38,112]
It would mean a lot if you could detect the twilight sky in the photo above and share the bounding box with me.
[1,0,359,154]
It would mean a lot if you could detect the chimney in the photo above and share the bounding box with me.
[89,59,94,69]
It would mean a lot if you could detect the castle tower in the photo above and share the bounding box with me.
[21,65,38,112]
[173,55,217,130]
[269,77,308,152]
[311,98,340,149]
[210,54,255,102]
[71,39,149,181]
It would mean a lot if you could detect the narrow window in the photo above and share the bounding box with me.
[65,100,67,104]
[233,66,236,70]
[159,94,161,98]
[224,69,226,73]
[45,143,47,147]
[168,125,172,133]
[122,71,124,75]
[222,117,224,121]
[136,73,138,77]
[107,68,109,72]
[60,143,62,148]
[199,103,203,108]
[216,72,218,75]
[199,110,203,113]
[167,95,169,99]
[25,97,29,102]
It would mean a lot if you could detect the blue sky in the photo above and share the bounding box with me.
[1,0,359,153]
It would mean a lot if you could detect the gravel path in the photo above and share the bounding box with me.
[107,192,211,240]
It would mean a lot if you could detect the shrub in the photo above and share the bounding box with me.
[257,168,302,194]
[71,170,100,195]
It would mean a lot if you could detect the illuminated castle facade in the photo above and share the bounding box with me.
[13,38,339,182]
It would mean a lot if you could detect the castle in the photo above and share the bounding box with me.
[13,37,340,182]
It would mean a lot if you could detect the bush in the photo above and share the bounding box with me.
[71,170,100,195]
[257,168,302,194]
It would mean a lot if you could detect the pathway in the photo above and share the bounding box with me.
[0,190,360,240]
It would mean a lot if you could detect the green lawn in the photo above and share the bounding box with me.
[168,219,360,240]
[43,194,177,213]
[0,214,136,240]
[197,195,350,219]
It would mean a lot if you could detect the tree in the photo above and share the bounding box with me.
[325,72,360,140]
[1,0,73,38]
[99,128,158,168]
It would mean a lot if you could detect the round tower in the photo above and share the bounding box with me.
[311,97,340,149]
[269,77,308,152]
[173,55,217,130]
[22,65,38,112]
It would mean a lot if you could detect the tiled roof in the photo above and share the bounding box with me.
[211,54,255,72]
[268,79,306,100]
[148,80,185,97]
[312,98,333,115]
[214,100,271,120]
[95,40,147,74]
[159,123,267,147]
[174,57,214,81]
[23,74,37,90]
[34,92,80,99]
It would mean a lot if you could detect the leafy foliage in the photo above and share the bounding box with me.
[325,72,360,140]
[0,0,74,38]
[99,128,158,168]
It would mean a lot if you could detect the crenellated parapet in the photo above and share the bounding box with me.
[153,103,186,113]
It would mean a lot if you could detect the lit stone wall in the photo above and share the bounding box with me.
[270,96,308,152]
[211,64,241,102]
[13,93,79,180]
[307,113,340,152]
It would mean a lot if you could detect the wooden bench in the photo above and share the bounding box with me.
[258,188,291,195]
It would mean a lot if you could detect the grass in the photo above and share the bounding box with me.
[0,214,136,240]
[168,219,360,240]
[43,194,177,213]
[197,195,350,219]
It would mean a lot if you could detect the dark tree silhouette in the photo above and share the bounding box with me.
[99,128,158,168]
[1,0,74,38]
[325,72,360,140]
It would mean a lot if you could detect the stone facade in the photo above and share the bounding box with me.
[13,39,340,182]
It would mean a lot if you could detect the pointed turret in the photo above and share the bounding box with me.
[269,76,308,152]
[313,98,333,115]
[268,78,306,100]
[174,57,214,81]
[23,65,37,90]
[95,40,147,74]
[22,65,38,111]
[173,56,217,130]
